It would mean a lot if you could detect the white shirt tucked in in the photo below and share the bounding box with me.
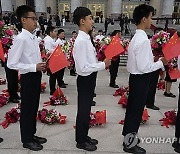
[44,35,57,53]
[95,35,104,41]
[127,29,164,74]
[73,30,105,76]
[7,28,42,74]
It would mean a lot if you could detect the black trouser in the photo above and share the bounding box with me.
[40,25,45,34]
[175,84,180,138]
[146,69,160,106]
[122,73,151,136]
[70,64,76,74]
[76,72,97,143]
[20,72,42,143]
[109,57,120,86]
[49,68,65,95]
[4,63,19,100]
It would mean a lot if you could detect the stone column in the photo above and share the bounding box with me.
[1,0,13,12]
[161,0,175,17]
[35,0,46,13]
[149,0,162,17]
[71,0,81,13]
[111,0,122,15]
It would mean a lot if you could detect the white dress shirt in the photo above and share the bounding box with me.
[44,35,57,53]
[56,38,65,46]
[37,36,42,44]
[7,28,42,74]
[73,30,105,76]
[95,34,104,41]
[127,29,164,74]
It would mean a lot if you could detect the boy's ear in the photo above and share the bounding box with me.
[21,17,26,24]
[142,17,146,23]
[80,18,85,25]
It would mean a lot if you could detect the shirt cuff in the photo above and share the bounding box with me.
[30,64,37,72]
[157,60,164,69]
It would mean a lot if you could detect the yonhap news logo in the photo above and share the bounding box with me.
[140,137,176,144]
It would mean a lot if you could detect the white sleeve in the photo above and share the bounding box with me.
[73,40,105,73]
[135,40,164,73]
[7,38,36,72]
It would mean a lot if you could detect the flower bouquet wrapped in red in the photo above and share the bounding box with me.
[89,110,106,127]
[96,37,111,61]
[1,89,9,98]
[118,93,128,108]
[157,80,165,90]
[121,39,130,53]
[0,77,6,85]
[0,104,21,129]
[0,24,13,59]
[159,110,177,128]
[119,109,150,125]
[37,108,66,125]
[113,86,129,96]
[68,37,76,68]
[41,82,46,93]
[151,30,170,61]
[0,93,8,108]
[43,87,68,106]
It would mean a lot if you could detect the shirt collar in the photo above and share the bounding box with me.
[136,29,148,38]
[22,28,36,39]
[78,30,90,40]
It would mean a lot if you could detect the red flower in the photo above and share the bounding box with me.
[1,37,9,45]
[0,21,4,27]
[5,29,13,36]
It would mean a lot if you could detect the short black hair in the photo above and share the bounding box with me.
[72,31,77,34]
[133,4,154,25]
[46,26,55,35]
[73,7,92,26]
[16,5,35,24]
[98,30,103,33]
[110,30,121,37]
[58,29,65,35]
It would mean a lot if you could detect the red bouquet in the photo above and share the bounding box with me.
[151,30,170,61]
[113,86,129,96]
[43,87,68,106]
[89,110,106,127]
[119,109,150,125]
[156,80,165,90]
[118,93,128,108]
[0,93,8,108]
[159,110,177,128]
[0,104,21,129]
[37,108,66,125]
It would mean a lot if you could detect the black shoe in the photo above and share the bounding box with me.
[109,84,119,88]
[86,136,98,145]
[76,142,97,151]
[123,138,140,146]
[60,84,66,88]
[123,145,146,153]
[146,105,160,110]
[164,92,176,98]
[91,101,96,106]
[33,136,47,144]
[0,137,3,143]
[23,142,43,151]
[172,141,178,148]
[93,93,96,97]
[175,145,180,153]
[8,98,19,103]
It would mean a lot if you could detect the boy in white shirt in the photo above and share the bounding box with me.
[73,7,110,151]
[7,5,47,151]
[122,4,167,153]
[95,29,104,41]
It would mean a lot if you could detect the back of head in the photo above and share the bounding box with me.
[73,7,91,26]
[110,30,121,37]
[46,26,55,36]
[133,4,154,25]
[16,5,35,24]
